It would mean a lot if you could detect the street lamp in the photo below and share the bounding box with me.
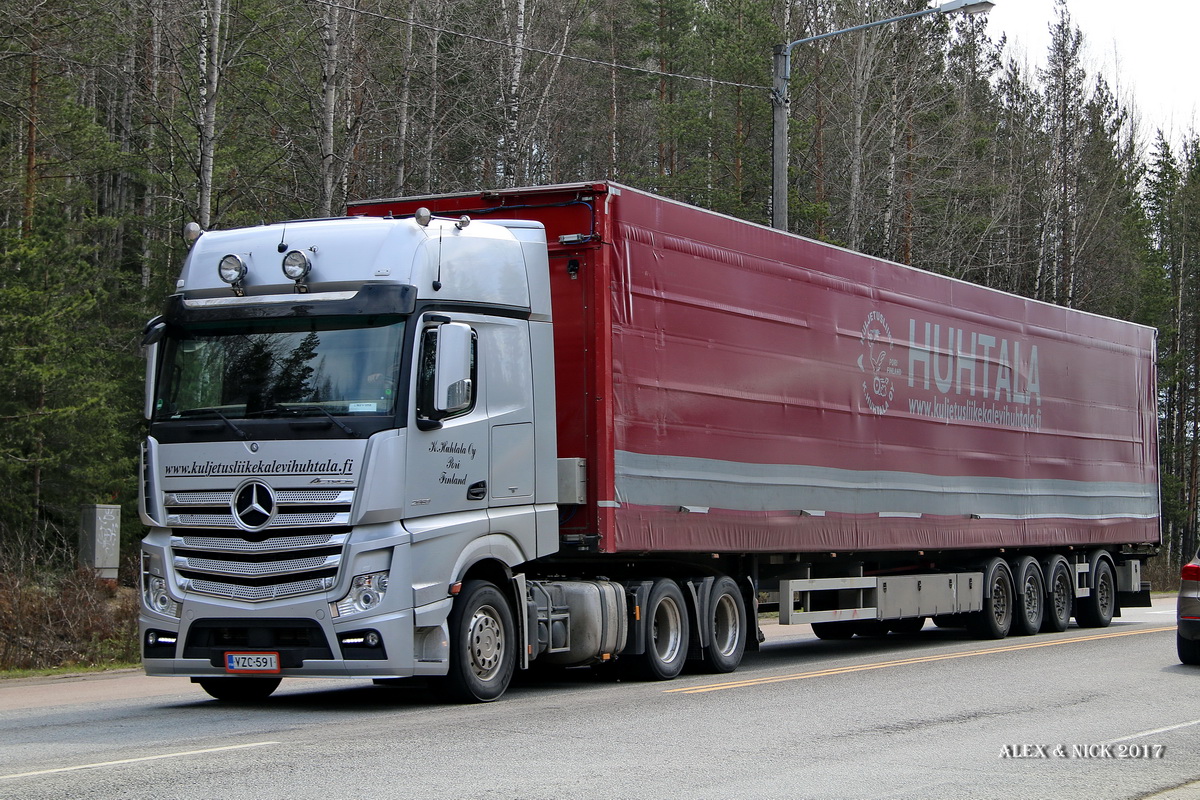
[770,0,995,231]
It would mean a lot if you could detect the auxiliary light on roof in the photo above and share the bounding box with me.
[218,254,247,296]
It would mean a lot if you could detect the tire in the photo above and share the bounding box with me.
[630,579,690,680]
[1010,557,1045,636]
[436,579,516,703]
[1075,558,1115,628]
[197,677,281,702]
[854,620,892,637]
[889,617,925,635]
[700,576,746,673]
[1178,632,1200,666]
[969,558,1014,639]
[811,621,857,640]
[1041,559,1073,633]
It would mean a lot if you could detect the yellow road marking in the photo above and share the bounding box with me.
[667,626,1177,695]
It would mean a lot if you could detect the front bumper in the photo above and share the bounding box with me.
[141,598,454,679]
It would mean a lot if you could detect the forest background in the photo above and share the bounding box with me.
[1,0,1196,668]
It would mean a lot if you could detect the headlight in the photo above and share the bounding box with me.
[141,558,180,618]
[333,571,389,617]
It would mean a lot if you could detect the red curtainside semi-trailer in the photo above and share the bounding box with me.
[346,180,1157,687]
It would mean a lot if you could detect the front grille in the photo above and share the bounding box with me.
[175,532,340,552]
[186,576,335,602]
[164,486,354,602]
[177,552,339,578]
[164,489,353,530]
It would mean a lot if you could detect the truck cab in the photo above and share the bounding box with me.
[139,213,561,701]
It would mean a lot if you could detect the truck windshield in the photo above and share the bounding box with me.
[154,316,405,420]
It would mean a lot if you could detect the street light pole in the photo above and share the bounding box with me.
[770,0,995,231]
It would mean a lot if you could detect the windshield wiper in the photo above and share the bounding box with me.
[177,407,249,439]
[258,403,357,437]
[292,405,357,437]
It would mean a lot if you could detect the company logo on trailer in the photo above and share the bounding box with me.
[858,311,899,415]
[855,308,1045,429]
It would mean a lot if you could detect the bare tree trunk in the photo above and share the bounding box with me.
[318,2,340,217]
[392,0,417,194]
[814,49,825,240]
[609,32,618,177]
[885,58,900,259]
[847,32,869,252]
[197,0,226,229]
[499,0,527,186]
[142,0,163,293]
[22,49,39,236]
[422,22,442,192]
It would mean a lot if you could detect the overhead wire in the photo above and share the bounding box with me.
[306,0,771,92]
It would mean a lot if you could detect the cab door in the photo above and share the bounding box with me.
[404,314,490,517]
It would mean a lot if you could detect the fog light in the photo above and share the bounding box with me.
[338,629,386,659]
[146,631,177,647]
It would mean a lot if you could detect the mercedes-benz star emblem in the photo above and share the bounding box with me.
[232,480,276,531]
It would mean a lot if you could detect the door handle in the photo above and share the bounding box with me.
[467,481,487,501]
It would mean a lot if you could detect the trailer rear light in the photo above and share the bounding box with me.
[1182,563,1200,582]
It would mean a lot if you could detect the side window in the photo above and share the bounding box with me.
[416,323,477,428]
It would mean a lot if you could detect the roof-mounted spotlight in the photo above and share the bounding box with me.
[282,249,312,293]
[218,254,247,296]
[414,207,432,227]
[183,221,204,245]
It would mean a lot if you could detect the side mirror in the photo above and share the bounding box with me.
[142,319,166,420]
[434,322,473,414]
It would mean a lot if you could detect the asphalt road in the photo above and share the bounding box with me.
[1,596,1197,800]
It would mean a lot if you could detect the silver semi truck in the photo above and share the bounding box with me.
[138,183,1159,702]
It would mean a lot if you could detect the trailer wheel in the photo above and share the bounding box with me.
[1041,559,1073,633]
[969,558,1013,639]
[854,620,893,637]
[700,576,746,673]
[889,617,925,635]
[811,621,857,640]
[1011,557,1045,636]
[197,677,281,702]
[437,579,516,702]
[1075,558,1115,628]
[631,579,690,680]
